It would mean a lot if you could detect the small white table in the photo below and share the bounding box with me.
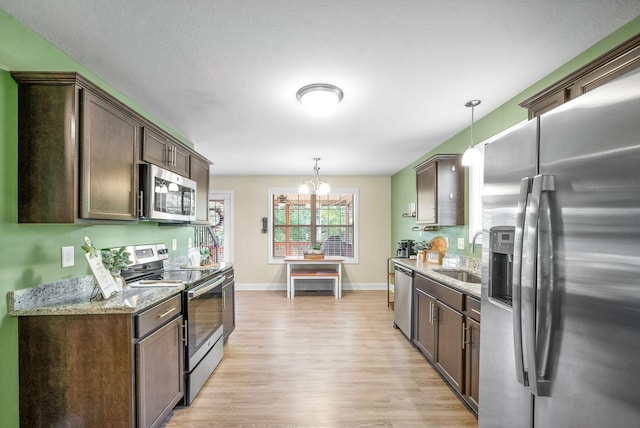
[284,256,344,299]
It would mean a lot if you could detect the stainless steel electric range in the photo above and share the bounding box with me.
[119,243,232,406]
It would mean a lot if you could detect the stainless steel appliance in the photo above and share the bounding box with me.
[393,263,413,339]
[181,270,226,405]
[479,67,640,427]
[120,244,231,406]
[396,240,414,258]
[139,163,197,222]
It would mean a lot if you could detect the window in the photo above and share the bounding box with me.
[268,188,358,263]
[468,122,527,246]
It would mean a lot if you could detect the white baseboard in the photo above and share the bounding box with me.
[236,283,387,291]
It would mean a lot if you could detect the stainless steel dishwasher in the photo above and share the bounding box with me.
[393,263,413,339]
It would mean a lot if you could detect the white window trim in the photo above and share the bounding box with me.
[468,143,485,245]
[268,187,359,264]
[468,120,529,245]
[209,190,234,263]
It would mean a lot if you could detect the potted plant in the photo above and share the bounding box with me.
[304,243,324,259]
[100,247,133,275]
[310,243,323,253]
[100,247,133,290]
[414,240,430,262]
[81,237,132,293]
[199,246,212,266]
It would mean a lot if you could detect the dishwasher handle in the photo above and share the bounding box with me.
[394,265,413,277]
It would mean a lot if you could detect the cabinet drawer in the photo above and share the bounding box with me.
[415,274,464,312]
[465,296,481,322]
[136,294,182,338]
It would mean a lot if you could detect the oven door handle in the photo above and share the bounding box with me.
[187,275,225,299]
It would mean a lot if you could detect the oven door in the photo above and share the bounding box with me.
[185,275,225,371]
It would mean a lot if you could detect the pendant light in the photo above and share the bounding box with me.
[298,157,330,195]
[461,99,482,166]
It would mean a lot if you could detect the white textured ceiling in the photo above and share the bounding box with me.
[2,1,639,176]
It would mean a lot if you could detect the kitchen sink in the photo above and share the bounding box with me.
[433,269,482,284]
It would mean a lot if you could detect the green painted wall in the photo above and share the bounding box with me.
[1,6,639,427]
[0,10,196,427]
[391,16,640,259]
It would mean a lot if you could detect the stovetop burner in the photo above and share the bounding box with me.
[161,268,219,288]
[116,243,222,289]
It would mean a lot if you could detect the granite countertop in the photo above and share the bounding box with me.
[392,256,481,299]
[8,275,184,316]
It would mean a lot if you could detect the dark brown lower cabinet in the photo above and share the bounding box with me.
[464,317,481,413]
[137,315,185,428]
[414,287,437,361]
[413,280,464,392]
[434,302,464,391]
[18,294,184,428]
[222,279,236,341]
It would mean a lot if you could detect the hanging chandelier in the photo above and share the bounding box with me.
[298,157,330,195]
[461,99,482,166]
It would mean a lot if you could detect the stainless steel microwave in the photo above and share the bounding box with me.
[140,164,197,222]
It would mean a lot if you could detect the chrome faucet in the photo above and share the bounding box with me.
[472,231,483,253]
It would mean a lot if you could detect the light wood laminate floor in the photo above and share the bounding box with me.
[162,290,477,428]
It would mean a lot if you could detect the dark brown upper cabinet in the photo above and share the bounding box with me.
[13,72,140,222]
[12,71,213,224]
[521,33,640,119]
[189,153,212,223]
[414,154,464,226]
[80,91,140,221]
[142,127,190,177]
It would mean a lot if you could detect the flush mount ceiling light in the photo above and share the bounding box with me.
[461,99,482,167]
[299,157,330,195]
[296,83,344,116]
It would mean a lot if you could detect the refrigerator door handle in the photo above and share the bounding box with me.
[523,174,554,397]
[536,175,555,395]
[512,177,531,386]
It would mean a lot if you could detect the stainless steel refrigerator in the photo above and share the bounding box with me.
[479,66,640,427]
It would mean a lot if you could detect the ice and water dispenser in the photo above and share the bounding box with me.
[489,226,514,307]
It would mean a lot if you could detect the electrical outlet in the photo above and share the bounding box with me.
[444,237,449,246]
[61,246,74,267]
[457,238,465,250]
[172,238,178,251]
[188,238,193,248]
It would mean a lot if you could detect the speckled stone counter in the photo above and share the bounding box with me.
[8,275,184,316]
[392,256,481,299]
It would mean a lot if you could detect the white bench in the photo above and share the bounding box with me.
[284,257,344,299]
[289,269,341,298]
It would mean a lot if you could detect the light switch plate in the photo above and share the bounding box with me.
[457,238,465,250]
[61,246,74,267]
[188,238,193,248]
[172,238,178,251]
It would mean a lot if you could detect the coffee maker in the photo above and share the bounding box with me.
[396,240,414,258]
